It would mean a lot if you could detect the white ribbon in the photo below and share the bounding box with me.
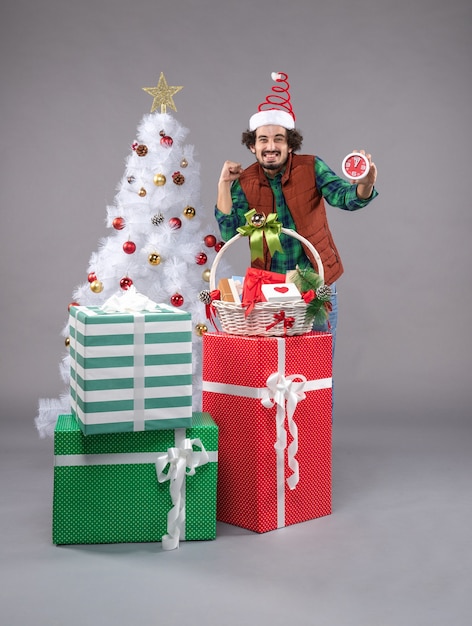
[132,313,145,431]
[265,337,305,528]
[100,286,156,431]
[261,372,306,492]
[70,309,80,420]
[55,450,218,466]
[101,285,158,313]
[156,437,210,551]
[202,378,332,398]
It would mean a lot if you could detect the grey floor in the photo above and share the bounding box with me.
[2,409,471,626]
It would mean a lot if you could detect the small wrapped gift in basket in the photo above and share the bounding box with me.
[203,211,331,337]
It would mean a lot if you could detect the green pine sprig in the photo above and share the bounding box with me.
[289,266,329,326]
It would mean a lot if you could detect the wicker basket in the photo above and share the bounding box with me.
[209,227,324,337]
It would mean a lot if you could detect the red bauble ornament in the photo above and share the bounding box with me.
[160,135,173,147]
[204,234,217,247]
[113,217,125,230]
[170,293,184,307]
[215,241,225,252]
[120,277,133,290]
[169,217,182,230]
[68,301,80,311]
[195,252,207,265]
[87,272,97,283]
[123,240,136,254]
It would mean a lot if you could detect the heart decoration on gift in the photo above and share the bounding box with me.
[274,286,289,293]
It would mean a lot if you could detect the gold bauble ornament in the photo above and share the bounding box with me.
[148,253,161,266]
[90,279,104,293]
[194,323,208,337]
[183,205,196,219]
[65,336,70,347]
[202,268,211,282]
[153,173,166,186]
[180,158,188,168]
[138,187,147,197]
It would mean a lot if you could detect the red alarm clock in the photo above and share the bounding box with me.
[342,152,370,180]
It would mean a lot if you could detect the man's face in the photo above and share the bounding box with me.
[250,125,291,177]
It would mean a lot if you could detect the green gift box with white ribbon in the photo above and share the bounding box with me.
[69,302,193,435]
[53,413,218,548]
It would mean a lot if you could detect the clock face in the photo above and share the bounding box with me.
[342,152,370,179]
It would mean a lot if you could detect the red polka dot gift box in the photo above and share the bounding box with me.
[202,332,332,534]
[53,412,218,549]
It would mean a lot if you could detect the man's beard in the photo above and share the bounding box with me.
[257,152,287,172]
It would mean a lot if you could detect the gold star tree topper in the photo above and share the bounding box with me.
[142,72,183,113]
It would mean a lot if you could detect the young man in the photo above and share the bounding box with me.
[215,117,378,351]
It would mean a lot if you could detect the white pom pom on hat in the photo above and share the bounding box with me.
[249,72,296,131]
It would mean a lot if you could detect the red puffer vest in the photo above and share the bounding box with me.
[239,153,343,285]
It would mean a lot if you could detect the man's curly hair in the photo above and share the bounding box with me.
[241,128,304,152]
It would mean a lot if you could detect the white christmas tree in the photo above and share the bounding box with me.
[36,73,223,437]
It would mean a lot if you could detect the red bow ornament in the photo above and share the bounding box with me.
[301,290,315,304]
[265,311,295,334]
[205,290,221,330]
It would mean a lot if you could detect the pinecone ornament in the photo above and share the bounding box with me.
[151,213,164,226]
[172,171,185,185]
[198,290,212,305]
[136,144,148,157]
[315,284,332,302]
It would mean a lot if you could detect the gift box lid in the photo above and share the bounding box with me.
[203,332,332,389]
[69,304,191,325]
[54,413,218,457]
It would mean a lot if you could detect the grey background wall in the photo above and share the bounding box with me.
[1,2,472,625]
[1,0,471,427]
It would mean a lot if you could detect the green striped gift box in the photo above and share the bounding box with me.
[53,413,218,546]
[69,304,193,435]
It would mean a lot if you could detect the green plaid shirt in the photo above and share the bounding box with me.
[215,156,378,273]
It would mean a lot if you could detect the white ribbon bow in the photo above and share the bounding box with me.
[261,372,307,490]
[101,285,157,313]
[156,438,210,551]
